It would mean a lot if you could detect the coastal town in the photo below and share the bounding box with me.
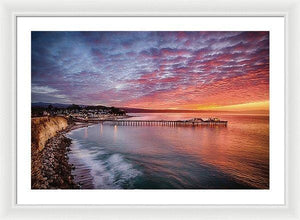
[31,103,226,125]
[31,104,128,120]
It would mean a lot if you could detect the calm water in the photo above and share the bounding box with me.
[67,113,269,189]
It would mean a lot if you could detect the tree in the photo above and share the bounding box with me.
[110,106,125,115]
[48,104,53,110]
[67,104,81,110]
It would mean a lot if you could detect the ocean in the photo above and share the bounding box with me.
[67,113,269,189]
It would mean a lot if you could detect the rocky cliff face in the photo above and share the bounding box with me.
[31,116,68,152]
[31,116,78,189]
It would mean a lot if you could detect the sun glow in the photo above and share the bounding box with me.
[208,101,269,111]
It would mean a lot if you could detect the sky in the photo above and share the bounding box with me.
[31,31,269,111]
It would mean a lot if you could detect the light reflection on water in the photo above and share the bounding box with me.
[67,113,269,189]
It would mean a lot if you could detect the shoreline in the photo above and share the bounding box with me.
[31,119,99,189]
[64,121,99,189]
[31,132,78,189]
[32,114,227,189]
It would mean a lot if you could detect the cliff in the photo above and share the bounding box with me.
[31,116,68,152]
[31,116,79,189]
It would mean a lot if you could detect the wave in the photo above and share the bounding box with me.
[68,138,142,189]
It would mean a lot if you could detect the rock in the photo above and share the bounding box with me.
[31,130,79,189]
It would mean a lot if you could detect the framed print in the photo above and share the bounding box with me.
[16,16,284,205]
[0,0,299,219]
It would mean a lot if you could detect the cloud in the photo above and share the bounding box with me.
[32,85,58,94]
[31,31,269,110]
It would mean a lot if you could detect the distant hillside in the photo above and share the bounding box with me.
[32,102,112,110]
[32,102,71,108]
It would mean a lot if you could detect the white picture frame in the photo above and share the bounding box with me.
[16,16,284,206]
[0,0,299,219]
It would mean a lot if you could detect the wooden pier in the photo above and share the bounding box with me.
[104,119,227,127]
[73,118,227,127]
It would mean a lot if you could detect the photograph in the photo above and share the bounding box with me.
[31,31,269,190]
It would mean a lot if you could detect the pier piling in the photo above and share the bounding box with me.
[104,119,227,127]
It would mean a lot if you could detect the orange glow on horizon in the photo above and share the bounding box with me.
[203,101,269,111]
[122,101,269,112]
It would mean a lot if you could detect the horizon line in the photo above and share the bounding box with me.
[31,102,269,113]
